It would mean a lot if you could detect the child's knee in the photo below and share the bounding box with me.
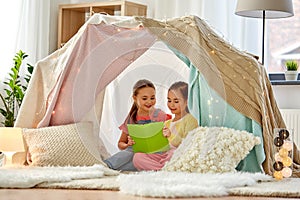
[133,153,143,169]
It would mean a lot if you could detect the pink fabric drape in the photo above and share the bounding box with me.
[38,24,156,127]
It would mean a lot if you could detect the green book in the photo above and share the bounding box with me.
[127,122,170,153]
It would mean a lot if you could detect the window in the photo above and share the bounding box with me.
[266,1,300,73]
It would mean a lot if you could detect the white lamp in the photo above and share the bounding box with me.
[0,127,24,166]
[235,0,294,65]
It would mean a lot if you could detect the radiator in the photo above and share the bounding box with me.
[280,109,300,149]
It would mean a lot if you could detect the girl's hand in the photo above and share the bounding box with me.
[118,132,135,150]
[163,127,171,138]
[127,135,135,146]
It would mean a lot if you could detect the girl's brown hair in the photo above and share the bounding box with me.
[169,81,189,113]
[129,79,155,123]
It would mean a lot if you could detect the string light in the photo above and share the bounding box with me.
[273,171,283,180]
[274,152,282,161]
[273,161,283,171]
[273,128,293,180]
[279,148,289,158]
[207,100,211,105]
[279,129,289,139]
[274,137,284,147]
[282,156,292,167]
[282,167,292,178]
[283,140,293,151]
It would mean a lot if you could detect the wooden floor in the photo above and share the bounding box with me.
[0,189,298,200]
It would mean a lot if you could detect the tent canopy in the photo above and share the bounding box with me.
[15,14,300,176]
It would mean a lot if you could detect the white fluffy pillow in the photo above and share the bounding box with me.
[22,122,107,167]
[163,126,261,173]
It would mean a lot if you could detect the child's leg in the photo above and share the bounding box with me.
[117,160,137,171]
[133,152,168,171]
[104,149,137,171]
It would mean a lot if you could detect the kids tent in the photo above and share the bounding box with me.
[15,14,300,176]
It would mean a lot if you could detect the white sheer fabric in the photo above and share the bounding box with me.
[101,41,189,154]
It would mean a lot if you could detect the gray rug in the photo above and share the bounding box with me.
[229,177,300,198]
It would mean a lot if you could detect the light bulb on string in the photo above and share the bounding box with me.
[282,167,292,178]
[279,148,289,158]
[282,156,293,167]
[273,170,283,180]
[283,140,293,151]
[274,152,282,162]
[279,129,289,140]
[274,136,283,147]
[273,161,284,171]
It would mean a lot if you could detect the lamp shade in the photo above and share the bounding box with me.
[0,127,24,152]
[235,0,294,19]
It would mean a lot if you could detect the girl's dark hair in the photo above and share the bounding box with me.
[129,79,155,123]
[169,81,189,113]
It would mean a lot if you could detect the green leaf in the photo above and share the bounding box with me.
[4,89,11,96]
[0,108,7,116]
[0,50,33,127]
[27,64,34,74]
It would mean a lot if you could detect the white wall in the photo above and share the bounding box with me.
[272,85,300,109]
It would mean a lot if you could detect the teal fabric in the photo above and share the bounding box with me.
[168,45,265,173]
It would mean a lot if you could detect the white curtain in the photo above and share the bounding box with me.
[0,1,21,125]
[0,1,22,81]
[153,0,261,58]
[16,0,50,69]
[0,0,50,80]
[0,0,50,126]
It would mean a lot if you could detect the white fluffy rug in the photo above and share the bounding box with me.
[1,165,299,198]
[0,164,119,189]
[118,171,272,198]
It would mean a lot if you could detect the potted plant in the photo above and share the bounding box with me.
[0,50,33,127]
[284,60,299,81]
